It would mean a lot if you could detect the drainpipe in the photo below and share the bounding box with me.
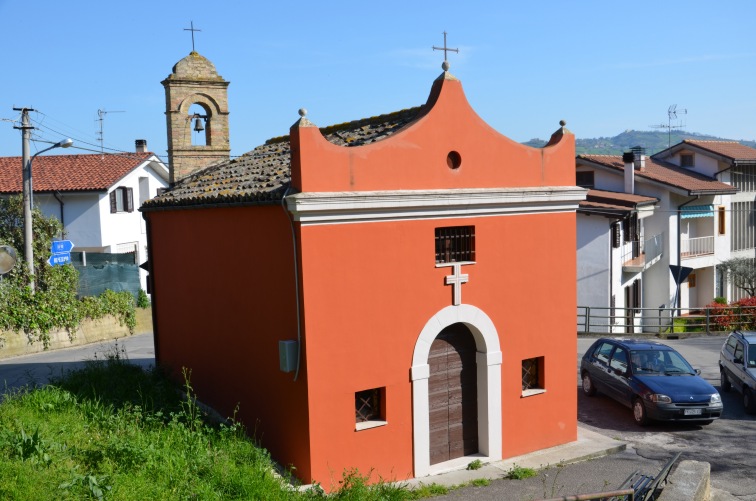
[281,184,302,381]
[676,195,700,311]
[53,191,64,238]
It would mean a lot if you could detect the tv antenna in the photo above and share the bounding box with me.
[96,108,125,155]
[651,104,687,149]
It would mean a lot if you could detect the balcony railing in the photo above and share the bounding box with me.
[622,233,663,271]
[681,235,714,258]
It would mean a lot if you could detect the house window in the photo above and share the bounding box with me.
[688,273,696,288]
[521,356,545,397]
[718,206,726,235]
[680,154,694,168]
[355,387,386,430]
[110,187,134,213]
[435,226,475,264]
[576,171,595,189]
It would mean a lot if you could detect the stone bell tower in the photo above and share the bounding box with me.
[162,52,230,184]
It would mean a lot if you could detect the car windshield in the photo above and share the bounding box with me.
[630,349,694,375]
[749,344,756,368]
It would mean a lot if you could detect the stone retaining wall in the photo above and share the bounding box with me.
[0,307,152,359]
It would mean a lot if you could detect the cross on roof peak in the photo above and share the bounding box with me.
[432,31,459,71]
[184,21,202,53]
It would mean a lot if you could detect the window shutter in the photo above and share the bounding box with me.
[110,191,117,213]
[126,188,134,212]
[612,223,620,248]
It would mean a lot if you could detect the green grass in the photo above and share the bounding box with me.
[0,347,429,500]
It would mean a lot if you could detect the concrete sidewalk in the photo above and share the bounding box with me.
[404,425,625,490]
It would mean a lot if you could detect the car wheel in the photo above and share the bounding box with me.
[633,398,649,426]
[581,372,597,397]
[720,370,732,393]
[744,388,756,414]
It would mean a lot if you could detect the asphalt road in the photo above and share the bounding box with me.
[0,333,752,500]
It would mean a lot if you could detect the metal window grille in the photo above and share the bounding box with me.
[435,226,475,263]
[680,154,694,168]
[355,388,381,423]
[521,357,541,391]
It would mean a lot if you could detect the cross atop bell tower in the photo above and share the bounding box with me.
[162,50,231,184]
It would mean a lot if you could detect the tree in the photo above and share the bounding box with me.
[717,257,756,297]
[0,195,65,290]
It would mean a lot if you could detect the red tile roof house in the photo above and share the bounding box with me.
[576,149,736,334]
[142,55,585,490]
[653,140,756,301]
[0,141,169,292]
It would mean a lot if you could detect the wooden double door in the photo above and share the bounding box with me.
[428,323,479,465]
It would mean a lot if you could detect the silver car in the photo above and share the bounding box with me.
[719,330,756,413]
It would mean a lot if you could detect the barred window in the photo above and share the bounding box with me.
[435,226,475,264]
[355,388,384,424]
[522,357,544,392]
[680,154,694,168]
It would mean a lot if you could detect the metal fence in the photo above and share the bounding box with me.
[578,304,756,335]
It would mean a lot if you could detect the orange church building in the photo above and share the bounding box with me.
[142,52,584,488]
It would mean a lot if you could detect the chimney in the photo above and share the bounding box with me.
[631,145,646,171]
[623,151,635,194]
[135,139,148,153]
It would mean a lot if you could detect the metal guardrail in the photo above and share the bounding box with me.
[578,305,756,335]
[537,452,681,501]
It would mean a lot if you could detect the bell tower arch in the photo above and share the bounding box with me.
[162,51,230,184]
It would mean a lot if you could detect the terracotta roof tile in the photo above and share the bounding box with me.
[577,154,736,195]
[0,152,155,193]
[682,140,756,161]
[143,107,425,209]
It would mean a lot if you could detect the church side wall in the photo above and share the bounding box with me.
[145,205,312,480]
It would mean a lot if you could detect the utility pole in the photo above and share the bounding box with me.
[13,107,36,291]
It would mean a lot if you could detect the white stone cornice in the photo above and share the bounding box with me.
[286,187,587,225]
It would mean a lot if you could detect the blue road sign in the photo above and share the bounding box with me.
[48,252,72,266]
[51,240,74,254]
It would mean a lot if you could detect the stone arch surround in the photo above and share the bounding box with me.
[411,304,502,477]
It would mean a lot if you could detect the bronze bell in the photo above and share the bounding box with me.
[193,116,205,132]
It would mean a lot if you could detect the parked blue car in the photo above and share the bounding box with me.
[581,338,722,426]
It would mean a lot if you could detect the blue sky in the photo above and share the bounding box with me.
[2,1,755,160]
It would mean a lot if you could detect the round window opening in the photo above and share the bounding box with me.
[447,151,462,170]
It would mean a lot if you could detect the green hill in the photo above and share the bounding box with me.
[523,130,756,155]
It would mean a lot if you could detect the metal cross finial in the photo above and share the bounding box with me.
[184,21,202,52]
[432,31,459,68]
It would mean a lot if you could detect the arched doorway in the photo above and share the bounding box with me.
[429,323,478,464]
[411,304,502,477]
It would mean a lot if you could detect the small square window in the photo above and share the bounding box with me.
[435,226,475,264]
[576,171,594,189]
[522,357,545,397]
[355,387,386,430]
[680,154,694,168]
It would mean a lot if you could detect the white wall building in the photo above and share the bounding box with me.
[0,140,169,293]
[576,148,736,333]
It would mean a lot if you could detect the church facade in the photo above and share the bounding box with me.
[142,51,584,488]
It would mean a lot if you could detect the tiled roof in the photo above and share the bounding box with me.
[0,152,155,193]
[142,107,425,209]
[579,189,657,215]
[577,154,736,195]
[681,140,756,161]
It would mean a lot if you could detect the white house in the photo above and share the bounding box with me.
[576,148,736,333]
[0,140,169,292]
[652,140,756,300]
